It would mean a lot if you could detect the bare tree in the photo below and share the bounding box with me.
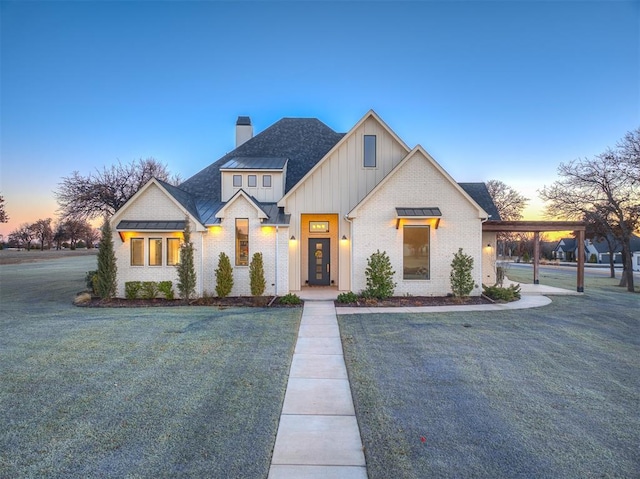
[63,219,92,250]
[486,180,529,257]
[9,224,35,250]
[31,218,53,251]
[52,221,66,250]
[540,128,640,292]
[55,158,179,220]
[0,194,8,223]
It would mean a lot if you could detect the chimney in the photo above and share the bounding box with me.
[236,116,253,147]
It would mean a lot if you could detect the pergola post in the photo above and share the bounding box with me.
[576,229,585,293]
[533,231,540,284]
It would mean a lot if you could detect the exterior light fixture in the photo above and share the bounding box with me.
[290,235,296,241]
[487,243,492,248]
[341,235,348,241]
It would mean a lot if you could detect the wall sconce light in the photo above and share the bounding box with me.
[290,235,296,241]
[341,235,348,241]
[487,243,492,248]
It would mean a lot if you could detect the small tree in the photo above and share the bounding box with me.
[215,252,234,298]
[95,218,117,299]
[176,220,197,301]
[363,250,396,300]
[249,252,266,296]
[450,248,476,298]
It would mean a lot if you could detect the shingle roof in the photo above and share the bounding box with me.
[458,183,502,221]
[179,118,344,201]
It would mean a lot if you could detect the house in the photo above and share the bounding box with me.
[110,111,501,298]
[553,238,577,262]
[554,234,640,264]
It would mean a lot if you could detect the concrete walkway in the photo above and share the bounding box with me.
[268,300,367,479]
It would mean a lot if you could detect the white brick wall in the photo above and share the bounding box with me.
[352,149,485,296]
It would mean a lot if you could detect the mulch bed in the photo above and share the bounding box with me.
[76,294,493,308]
[76,295,301,308]
[335,295,493,307]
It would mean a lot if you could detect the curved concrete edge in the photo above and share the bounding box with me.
[335,294,553,315]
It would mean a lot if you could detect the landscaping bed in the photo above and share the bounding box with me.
[76,295,302,308]
[336,295,492,307]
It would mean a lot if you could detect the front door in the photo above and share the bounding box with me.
[308,238,330,285]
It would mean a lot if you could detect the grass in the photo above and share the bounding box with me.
[339,273,639,478]
[0,256,301,478]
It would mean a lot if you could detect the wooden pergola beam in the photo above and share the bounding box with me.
[482,220,586,293]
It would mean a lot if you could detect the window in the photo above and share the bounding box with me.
[131,238,144,266]
[236,218,249,266]
[248,175,257,187]
[149,238,162,266]
[364,135,376,168]
[403,225,429,280]
[233,175,242,187]
[167,238,181,266]
[263,175,272,187]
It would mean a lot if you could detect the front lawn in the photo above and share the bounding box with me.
[339,279,639,478]
[0,257,301,478]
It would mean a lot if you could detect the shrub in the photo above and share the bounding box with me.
[158,281,175,300]
[249,252,266,296]
[85,270,98,294]
[450,248,476,298]
[278,293,302,305]
[176,220,197,301]
[141,281,159,299]
[95,218,117,299]
[337,291,359,304]
[483,284,521,302]
[363,250,396,300]
[522,251,531,263]
[215,252,234,298]
[125,281,142,300]
[589,253,598,263]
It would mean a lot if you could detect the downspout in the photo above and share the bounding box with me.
[200,230,204,297]
[344,215,354,292]
[275,225,279,296]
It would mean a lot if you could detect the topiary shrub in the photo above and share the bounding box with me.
[95,218,117,299]
[141,281,159,300]
[249,252,266,297]
[158,281,175,300]
[215,252,234,298]
[363,250,396,300]
[337,291,359,304]
[522,251,531,263]
[450,248,476,298]
[176,220,197,301]
[483,284,521,302]
[589,253,598,263]
[278,293,302,305]
[125,281,142,300]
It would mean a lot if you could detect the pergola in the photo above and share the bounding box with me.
[483,220,587,292]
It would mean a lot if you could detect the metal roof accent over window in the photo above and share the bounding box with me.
[116,220,186,231]
[220,157,288,170]
[395,207,442,229]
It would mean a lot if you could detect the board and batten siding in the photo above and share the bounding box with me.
[282,115,409,291]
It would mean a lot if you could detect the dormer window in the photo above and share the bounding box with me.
[233,175,242,187]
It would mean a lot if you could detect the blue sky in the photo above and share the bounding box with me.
[1,0,638,237]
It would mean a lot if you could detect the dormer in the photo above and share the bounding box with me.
[220,157,288,202]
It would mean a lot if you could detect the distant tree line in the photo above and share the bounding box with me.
[5,218,99,251]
